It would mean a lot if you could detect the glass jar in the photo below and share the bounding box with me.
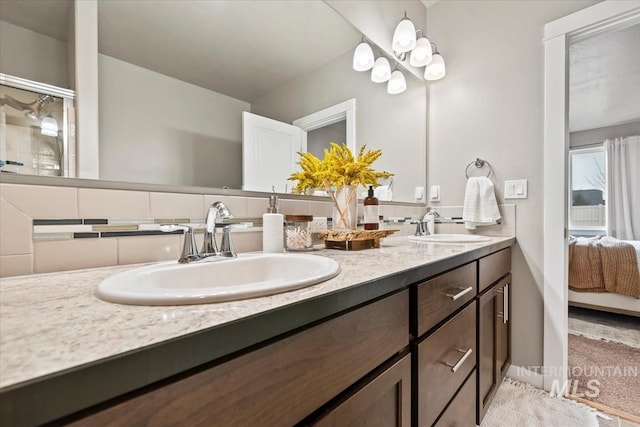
[285,214,313,251]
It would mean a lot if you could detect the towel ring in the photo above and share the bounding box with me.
[465,158,492,178]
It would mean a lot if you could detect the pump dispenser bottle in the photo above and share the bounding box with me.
[263,195,284,253]
[363,185,379,230]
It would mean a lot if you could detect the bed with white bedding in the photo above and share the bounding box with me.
[568,239,640,317]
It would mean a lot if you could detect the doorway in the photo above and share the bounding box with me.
[543,0,640,421]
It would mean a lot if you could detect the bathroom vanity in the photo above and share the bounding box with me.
[0,236,513,426]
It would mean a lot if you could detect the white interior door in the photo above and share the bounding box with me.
[242,112,306,193]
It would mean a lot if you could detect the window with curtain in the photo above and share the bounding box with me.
[569,145,606,233]
[605,135,640,240]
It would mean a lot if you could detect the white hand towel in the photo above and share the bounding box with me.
[462,176,501,230]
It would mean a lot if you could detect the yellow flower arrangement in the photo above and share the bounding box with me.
[288,142,393,194]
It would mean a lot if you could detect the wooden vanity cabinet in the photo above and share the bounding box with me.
[308,354,411,427]
[413,262,478,427]
[69,291,409,427]
[477,249,512,425]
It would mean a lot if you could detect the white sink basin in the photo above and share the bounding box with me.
[96,253,340,306]
[408,234,492,244]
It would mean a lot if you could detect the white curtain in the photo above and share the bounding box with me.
[606,135,640,240]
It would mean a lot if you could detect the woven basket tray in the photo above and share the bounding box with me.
[318,229,398,251]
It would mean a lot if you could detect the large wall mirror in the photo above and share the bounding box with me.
[0,0,427,202]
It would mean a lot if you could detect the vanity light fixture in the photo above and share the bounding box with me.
[352,39,375,71]
[410,31,433,67]
[387,66,407,95]
[424,45,446,81]
[40,114,58,137]
[392,12,417,57]
[390,13,446,82]
[371,56,391,83]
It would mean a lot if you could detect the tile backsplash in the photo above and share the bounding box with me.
[0,183,436,277]
[0,183,516,277]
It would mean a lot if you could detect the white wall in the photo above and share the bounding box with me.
[0,20,68,88]
[426,0,598,369]
[98,55,249,188]
[307,121,347,159]
[74,0,99,180]
[251,50,427,202]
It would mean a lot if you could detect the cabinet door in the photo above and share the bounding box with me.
[311,355,411,427]
[433,370,476,427]
[477,274,511,425]
[68,291,409,427]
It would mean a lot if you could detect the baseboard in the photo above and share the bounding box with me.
[507,365,544,389]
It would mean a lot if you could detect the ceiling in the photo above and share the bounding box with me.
[1,1,360,103]
[569,22,640,132]
[0,0,71,41]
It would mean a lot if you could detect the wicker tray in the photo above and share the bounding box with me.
[317,229,399,251]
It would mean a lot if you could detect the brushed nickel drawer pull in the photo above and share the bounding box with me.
[444,348,473,372]
[443,286,473,301]
[504,284,509,324]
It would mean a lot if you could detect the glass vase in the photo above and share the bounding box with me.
[331,185,358,230]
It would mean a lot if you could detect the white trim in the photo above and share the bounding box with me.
[544,1,640,40]
[292,98,357,155]
[542,0,640,393]
[0,73,75,99]
[506,365,544,390]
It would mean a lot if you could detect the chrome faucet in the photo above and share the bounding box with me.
[202,201,236,258]
[415,208,441,236]
[161,201,237,263]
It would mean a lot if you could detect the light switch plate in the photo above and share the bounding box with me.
[429,185,440,202]
[504,179,528,199]
[414,186,425,203]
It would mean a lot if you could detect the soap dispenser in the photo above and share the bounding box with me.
[263,195,284,253]
[364,185,379,230]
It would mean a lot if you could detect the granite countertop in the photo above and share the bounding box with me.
[0,235,514,424]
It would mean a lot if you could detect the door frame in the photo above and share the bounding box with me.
[542,0,640,391]
[292,98,356,155]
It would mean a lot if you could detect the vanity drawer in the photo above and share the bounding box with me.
[69,291,409,427]
[479,247,511,293]
[416,262,476,337]
[433,370,476,427]
[416,302,476,427]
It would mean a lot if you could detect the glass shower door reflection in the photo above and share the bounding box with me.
[0,82,73,177]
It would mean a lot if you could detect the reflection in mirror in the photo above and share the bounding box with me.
[97,0,426,201]
[0,0,427,202]
[0,76,75,177]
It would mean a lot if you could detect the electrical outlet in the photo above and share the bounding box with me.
[310,217,328,232]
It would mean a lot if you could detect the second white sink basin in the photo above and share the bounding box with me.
[408,234,492,244]
[96,253,340,306]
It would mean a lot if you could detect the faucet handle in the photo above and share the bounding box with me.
[217,226,237,258]
[160,224,200,263]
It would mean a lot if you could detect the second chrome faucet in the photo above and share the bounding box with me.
[161,201,237,263]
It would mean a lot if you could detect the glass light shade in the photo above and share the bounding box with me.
[352,42,374,71]
[387,70,407,94]
[392,18,417,53]
[410,37,433,67]
[424,53,446,81]
[371,57,391,83]
[40,115,59,137]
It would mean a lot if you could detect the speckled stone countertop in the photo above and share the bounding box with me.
[0,235,514,424]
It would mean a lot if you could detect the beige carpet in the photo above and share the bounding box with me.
[569,334,640,418]
[482,378,598,427]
